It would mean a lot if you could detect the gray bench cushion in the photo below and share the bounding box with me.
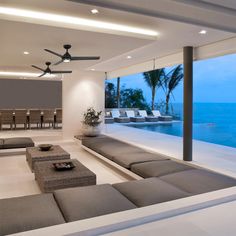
[54,184,137,222]
[0,139,3,149]
[82,136,115,149]
[160,169,236,194]
[3,137,35,149]
[113,178,190,207]
[0,193,65,236]
[131,160,194,178]
[113,152,169,169]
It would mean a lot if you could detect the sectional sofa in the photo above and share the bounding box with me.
[1,135,236,235]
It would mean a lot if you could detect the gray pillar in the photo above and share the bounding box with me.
[183,46,193,161]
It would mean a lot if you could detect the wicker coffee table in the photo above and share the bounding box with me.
[34,159,96,193]
[26,145,70,172]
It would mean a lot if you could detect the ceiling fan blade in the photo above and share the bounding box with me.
[44,49,62,58]
[71,56,100,60]
[38,72,46,77]
[32,65,44,71]
[51,71,72,74]
[54,60,63,65]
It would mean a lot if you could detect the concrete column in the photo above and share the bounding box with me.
[183,46,193,161]
[62,70,105,139]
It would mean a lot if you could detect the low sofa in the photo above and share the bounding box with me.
[1,135,236,235]
[0,137,34,149]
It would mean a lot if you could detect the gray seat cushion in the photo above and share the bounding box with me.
[113,152,169,169]
[82,136,114,149]
[113,178,190,207]
[3,137,35,149]
[53,184,137,222]
[160,169,236,194]
[0,193,65,236]
[0,139,3,149]
[131,160,194,178]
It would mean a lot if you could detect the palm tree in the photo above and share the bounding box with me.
[164,65,183,114]
[143,69,165,110]
[117,77,120,108]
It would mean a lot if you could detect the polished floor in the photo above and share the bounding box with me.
[0,130,128,199]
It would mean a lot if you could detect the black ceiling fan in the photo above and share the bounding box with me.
[31,62,72,77]
[44,44,100,65]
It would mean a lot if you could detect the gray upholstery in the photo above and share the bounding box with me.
[113,178,190,207]
[0,139,3,148]
[54,184,137,222]
[2,137,35,149]
[82,136,169,167]
[114,117,130,123]
[0,193,65,236]
[131,160,194,178]
[160,169,236,194]
[113,152,168,169]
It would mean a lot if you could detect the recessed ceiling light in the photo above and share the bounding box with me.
[0,71,55,78]
[91,9,99,14]
[199,30,207,35]
[91,68,95,71]
[23,51,29,55]
[0,7,158,37]
[126,56,132,59]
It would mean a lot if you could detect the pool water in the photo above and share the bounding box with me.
[126,121,236,149]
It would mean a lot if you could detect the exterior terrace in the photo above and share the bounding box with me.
[0,0,236,235]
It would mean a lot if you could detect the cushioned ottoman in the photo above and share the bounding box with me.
[131,160,194,178]
[113,178,190,207]
[160,169,236,194]
[53,184,137,222]
[113,152,169,169]
[0,193,65,236]
[2,137,35,149]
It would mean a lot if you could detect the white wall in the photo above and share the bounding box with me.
[62,70,105,139]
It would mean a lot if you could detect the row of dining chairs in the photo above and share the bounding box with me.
[0,109,62,130]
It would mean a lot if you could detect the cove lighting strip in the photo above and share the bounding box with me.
[0,71,55,78]
[0,7,158,37]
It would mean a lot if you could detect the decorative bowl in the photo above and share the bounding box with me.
[38,144,53,151]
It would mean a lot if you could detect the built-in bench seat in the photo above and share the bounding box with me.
[0,137,34,149]
[1,135,236,235]
[53,184,137,222]
[82,135,169,168]
[0,193,65,236]
[131,160,194,178]
[113,177,191,207]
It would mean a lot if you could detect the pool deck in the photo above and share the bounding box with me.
[103,123,236,177]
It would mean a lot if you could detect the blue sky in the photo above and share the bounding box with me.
[109,53,236,103]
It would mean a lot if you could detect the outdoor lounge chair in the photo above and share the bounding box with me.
[126,110,145,122]
[111,110,130,123]
[152,110,173,121]
[104,111,114,124]
[138,110,159,122]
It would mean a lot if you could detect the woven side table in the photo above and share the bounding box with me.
[34,159,96,193]
[26,145,70,172]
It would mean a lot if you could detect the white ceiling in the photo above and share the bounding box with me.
[0,0,235,80]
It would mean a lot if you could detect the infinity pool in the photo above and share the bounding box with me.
[125,121,236,148]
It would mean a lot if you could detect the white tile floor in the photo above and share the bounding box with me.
[0,130,128,199]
